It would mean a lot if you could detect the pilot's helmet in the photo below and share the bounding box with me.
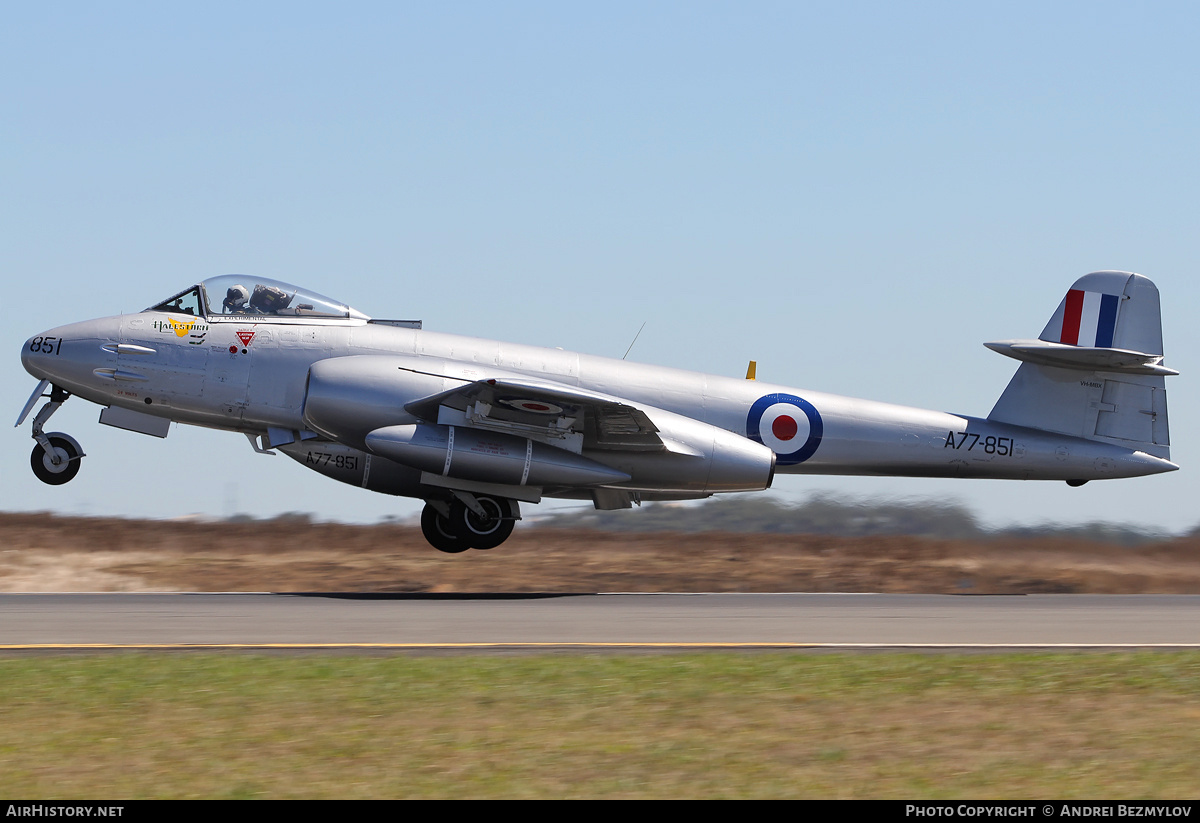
[223,285,249,312]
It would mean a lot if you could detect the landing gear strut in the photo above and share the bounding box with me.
[18,382,85,486]
[420,494,518,553]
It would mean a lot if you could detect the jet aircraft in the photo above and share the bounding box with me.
[18,271,1176,552]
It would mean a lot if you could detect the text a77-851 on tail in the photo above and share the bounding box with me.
[17,271,1176,553]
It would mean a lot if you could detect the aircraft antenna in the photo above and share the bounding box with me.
[622,322,647,360]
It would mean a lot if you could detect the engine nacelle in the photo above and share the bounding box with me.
[302,355,447,449]
[590,407,777,494]
[366,423,632,488]
[301,354,775,496]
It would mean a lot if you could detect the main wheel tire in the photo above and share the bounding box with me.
[421,503,469,553]
[31,437,81,486]
[452,496,515,550]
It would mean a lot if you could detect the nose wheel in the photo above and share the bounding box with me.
[31,435,82,485]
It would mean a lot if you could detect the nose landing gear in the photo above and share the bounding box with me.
[17,381,85,486]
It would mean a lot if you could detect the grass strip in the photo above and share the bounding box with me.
[0,652,1197,798]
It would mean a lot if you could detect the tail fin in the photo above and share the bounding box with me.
[985,271,1173,459]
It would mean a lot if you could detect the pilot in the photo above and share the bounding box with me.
[222,285,249,314]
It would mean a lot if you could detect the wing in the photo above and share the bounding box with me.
[403,377,666,453]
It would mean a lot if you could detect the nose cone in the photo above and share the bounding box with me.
[21,331,58,380]
[20,317,122,389]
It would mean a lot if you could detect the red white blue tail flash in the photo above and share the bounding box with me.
[1058,289,1119,347]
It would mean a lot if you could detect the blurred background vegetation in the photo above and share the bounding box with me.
[535,495,1173,545]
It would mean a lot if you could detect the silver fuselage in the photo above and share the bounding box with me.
[20,309,1175,494]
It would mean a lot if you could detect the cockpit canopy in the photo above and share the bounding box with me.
[147,275,370,323]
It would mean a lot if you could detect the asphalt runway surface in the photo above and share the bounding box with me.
[0,593,1198,649]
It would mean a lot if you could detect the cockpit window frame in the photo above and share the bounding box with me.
[146,286,205,317]
[144,276,371,325]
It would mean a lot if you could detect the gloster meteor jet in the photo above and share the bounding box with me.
[18,271,1176,552]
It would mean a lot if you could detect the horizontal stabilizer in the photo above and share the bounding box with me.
[984,339,1178,376]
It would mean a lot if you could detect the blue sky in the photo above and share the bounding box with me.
[4,2,1198,531]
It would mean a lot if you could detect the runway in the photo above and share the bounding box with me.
[1,593,1198,649]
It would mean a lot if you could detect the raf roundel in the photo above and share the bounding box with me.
[746,393,823,465]
[498,397,564,415]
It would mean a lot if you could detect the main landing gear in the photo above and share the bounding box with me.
[18,382,85,485]
[420,494,518,553]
